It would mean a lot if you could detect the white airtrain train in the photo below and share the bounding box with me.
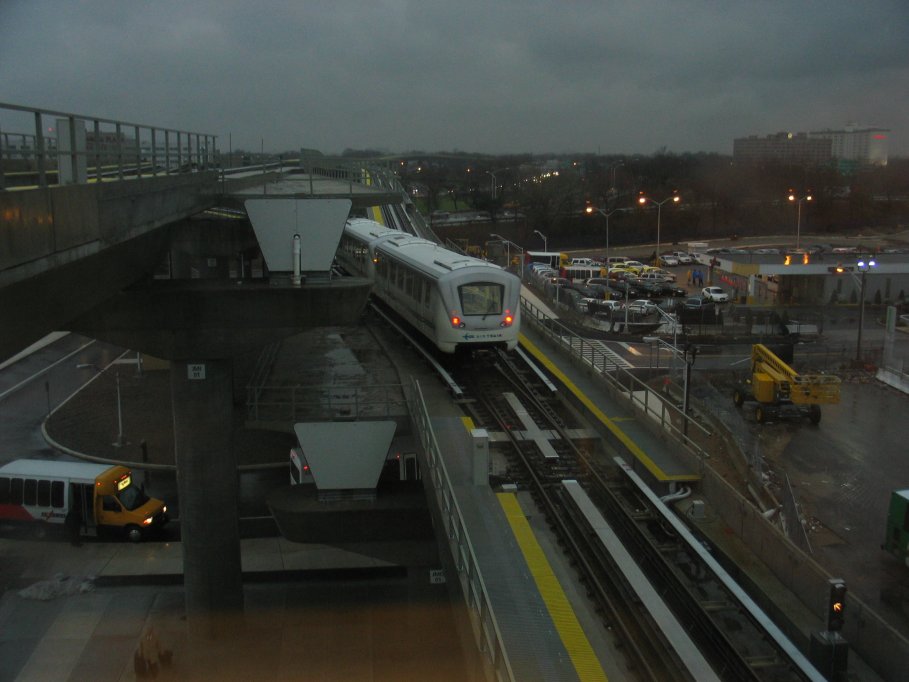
[338,218,521,353]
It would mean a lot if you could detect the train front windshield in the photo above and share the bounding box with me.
[459,283,504,316]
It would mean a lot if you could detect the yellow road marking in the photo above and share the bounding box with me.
[497,493,609,682]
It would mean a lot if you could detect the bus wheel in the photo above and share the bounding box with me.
[809,405,822,424]
[755,406,766,424]
[733,389,745,407]
[126,525,143,543]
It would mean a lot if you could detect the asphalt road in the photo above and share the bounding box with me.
[0,334,284,541]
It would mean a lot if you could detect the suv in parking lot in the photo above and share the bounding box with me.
[701,286,729,303]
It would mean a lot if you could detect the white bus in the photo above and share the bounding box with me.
[0,459,168,541]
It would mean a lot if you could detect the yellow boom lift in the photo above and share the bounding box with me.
[733,344,840,424]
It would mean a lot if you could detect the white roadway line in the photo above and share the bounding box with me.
[0,331,71,371]
[46,349,130,419]
[0,339,98,402]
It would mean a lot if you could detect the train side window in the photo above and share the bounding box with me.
[0,477,8,503]
[10,478,23,505]
[51,481,64,508]
[23,478,37,506]
[37,480,50,507]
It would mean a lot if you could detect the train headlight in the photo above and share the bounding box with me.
[502,310,514,327]
[450,316,465,328]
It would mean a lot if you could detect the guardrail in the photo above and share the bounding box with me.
[246,384,406,423]
[0,101,217,189]
[407,378,515,682]
[520,296,713,466]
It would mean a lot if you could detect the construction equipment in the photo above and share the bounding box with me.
[732,343,840,424]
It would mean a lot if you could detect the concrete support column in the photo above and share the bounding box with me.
[170,359,243,635]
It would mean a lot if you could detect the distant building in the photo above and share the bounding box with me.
[734,124,890,167]
[733,132,832,165]
[808,124,889,166]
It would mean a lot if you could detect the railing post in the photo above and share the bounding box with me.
[116,122,123,180]
[133,125,141,176]
[150,128,157,176]
[34,111,46,187]
[93,119,101,182]
[0,125,5,191]
[164,130,170,173]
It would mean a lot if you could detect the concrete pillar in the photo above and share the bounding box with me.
[170,359,243,635]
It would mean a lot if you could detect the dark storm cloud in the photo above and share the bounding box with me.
[1,0,906,155]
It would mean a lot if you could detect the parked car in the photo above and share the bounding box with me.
[647,268,677,282]
[627,299,659,315]
[621,260,646,273]
[683,297,713,310]
[702,286,729,303]
[638,272,672,286]
[658,254,680,267]
[589,299,624,315]
[609,280,643,298]
[569,284,603,300]
[671,251,694,264]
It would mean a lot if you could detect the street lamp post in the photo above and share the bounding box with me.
[638,193,680,265]
[485,171,497,200]
[855,257,876,363]
[533,230,548,251]
[585,206,621,264]
[489,233,524,279]
[608,160,624,194]
[788,191,813,251]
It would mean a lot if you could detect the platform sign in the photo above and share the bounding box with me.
[429,569,446,584]
[187,363,206,380]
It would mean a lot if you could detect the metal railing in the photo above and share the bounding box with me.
[246,384,406,423]
[407,378,515,682]
[520,296,713,464]
[284,154,400,198]
[0,101,217,189]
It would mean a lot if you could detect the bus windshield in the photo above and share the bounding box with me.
[459,283,504,315]
[117,483,150,511]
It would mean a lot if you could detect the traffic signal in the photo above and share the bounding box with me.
[827,579,847,631]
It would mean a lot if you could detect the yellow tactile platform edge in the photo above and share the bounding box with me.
[518,333,699,482]
[497,492,609,682]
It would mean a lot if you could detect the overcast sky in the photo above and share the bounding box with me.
[2,1,907,157]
